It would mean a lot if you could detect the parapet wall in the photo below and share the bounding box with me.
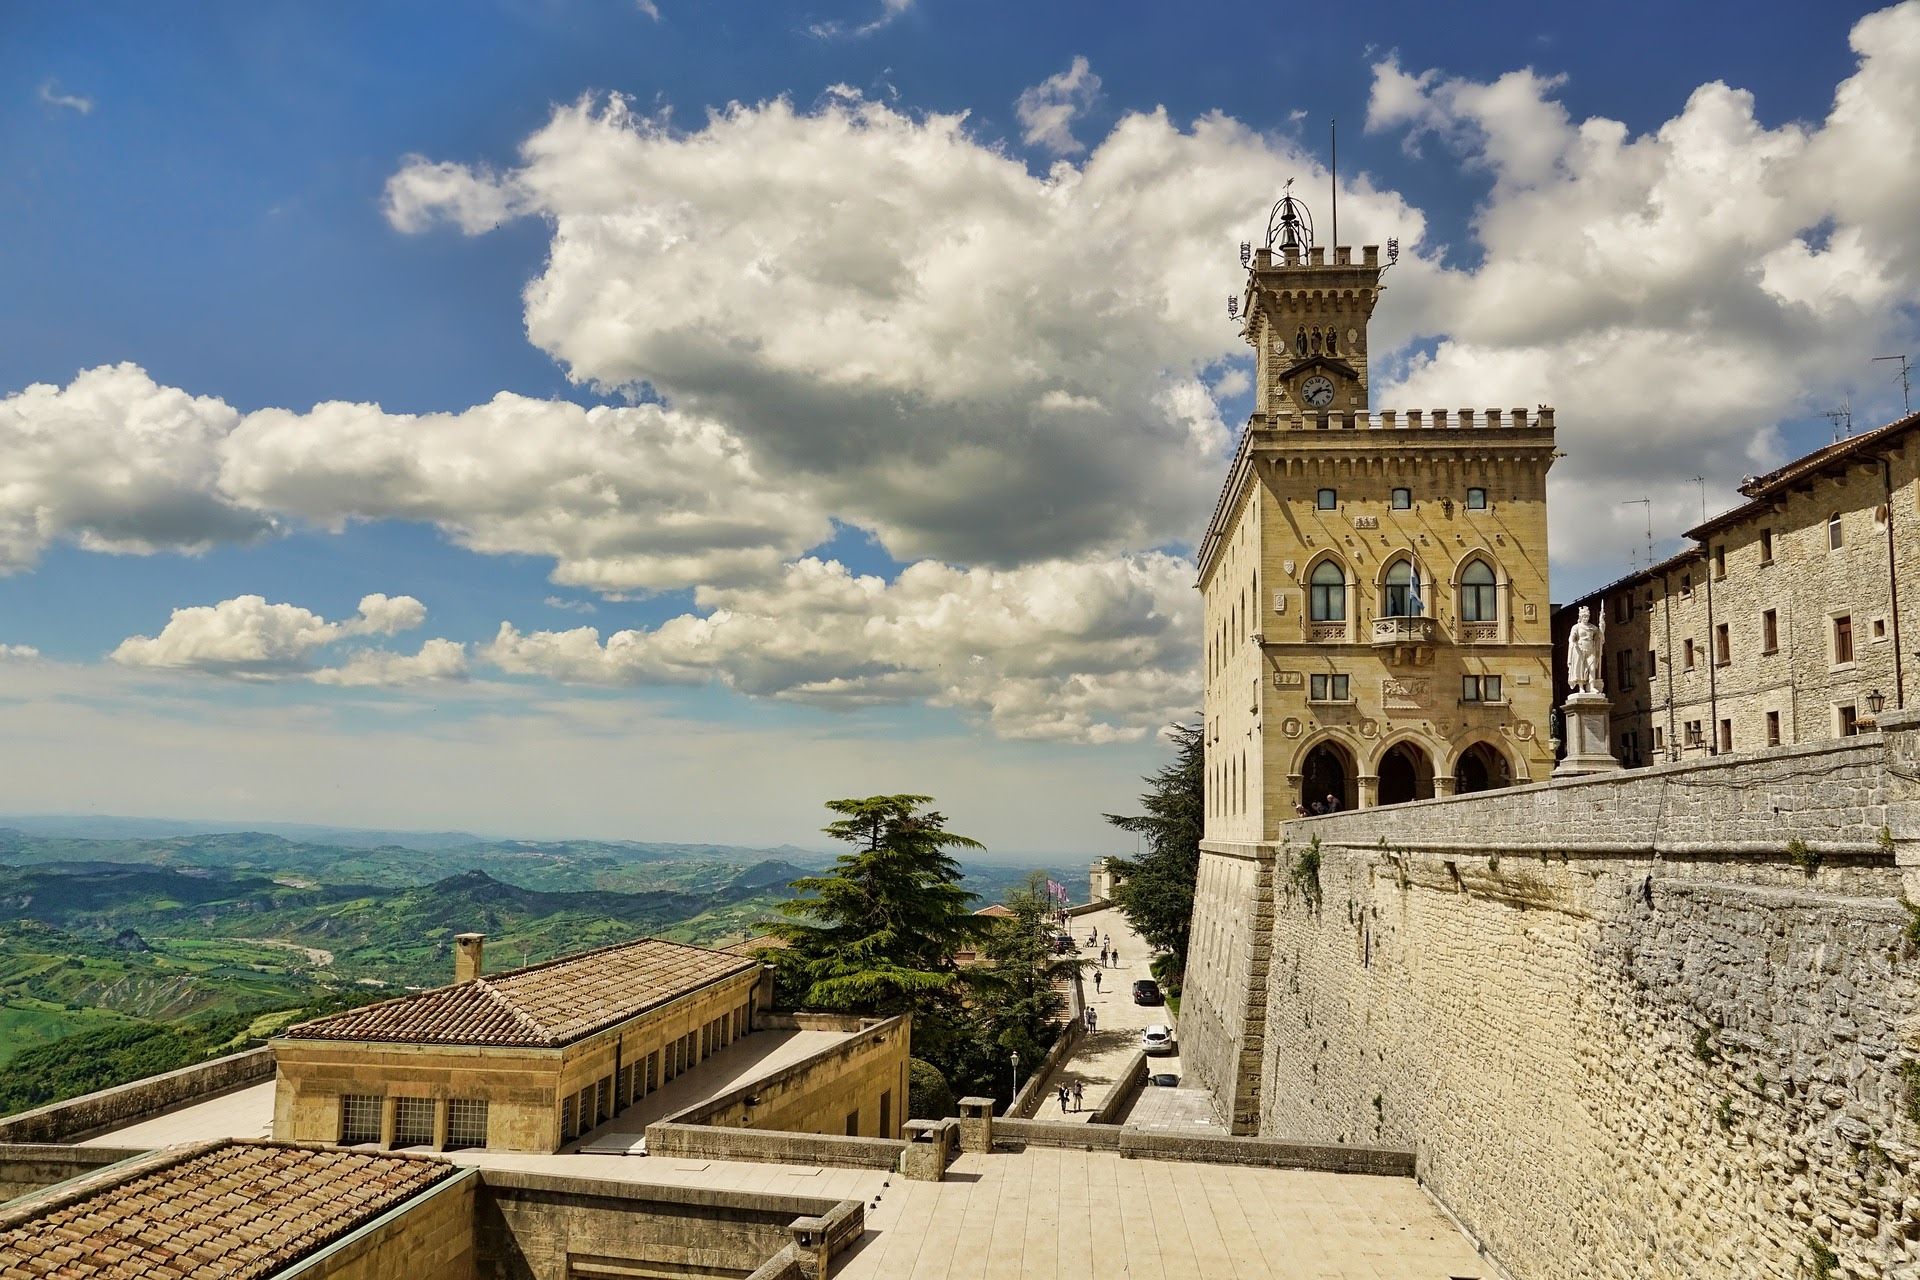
[0,1046,274,1144]
[1248,719,1920,1280]
[1251,406,1555,433]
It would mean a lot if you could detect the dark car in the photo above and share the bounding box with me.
[1131,978,1164,1005]
[1053,933,1076,954]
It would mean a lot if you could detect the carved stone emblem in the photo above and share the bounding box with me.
[1513,720,1535,741]
[1274,670,1303,689]
[1381,677,1430,710]
[1281,717,1303,738]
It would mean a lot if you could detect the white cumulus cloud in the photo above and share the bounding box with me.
[1015,56,1102,155]
[112,593,437,682]
[484,553,1199,743]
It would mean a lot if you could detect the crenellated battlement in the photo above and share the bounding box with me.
[1251,244,1379,270]
[1249,406,1556,433]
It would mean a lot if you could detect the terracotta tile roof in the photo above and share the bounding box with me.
[0,1140,454,1280]
[281,936,759,1047]
[1688,409,1920,539]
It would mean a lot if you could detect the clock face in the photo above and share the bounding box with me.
[1301,375,1336,408]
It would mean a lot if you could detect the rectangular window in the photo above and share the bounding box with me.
[1713,546,1726,579]
[1681,572,1692,597]
[1466,487,1487,510]
[393,1096,434,1148]
[1653,726,1665,752]
[561,1095,577,1140]
[645,1051,659,1093]
[1717,719,1732,753]
[597,1077,611,1123]
[1874,617,1887,640]
[1714,623,1730,666]
[845,1109,860,1137]
[1765,711,1781,747]
[1462,675,1502,703]
[1649,648,1658,675]
[1309,673,1349,701]
[447,1098,489,1149]
[1762,609,1778,654]
[1759,528,1773,563]
[1391,487,1411,509]
[1828,513,1844,550]
[1613,595,1629,623]
[1684,639,1696,670]
[1685,720,1703,747]
[617,1063,633,1108]
[340,1095,382,1146]
[1317,488,1337,510]
[578,1086,595,1134]
[1834,615,1854,664]
[879,1090,892,1137]
[1840,704,1859,737]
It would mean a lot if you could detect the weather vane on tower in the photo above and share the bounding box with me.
[1264,180,1314,257]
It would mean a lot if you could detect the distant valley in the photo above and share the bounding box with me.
[0,821,1090,1116]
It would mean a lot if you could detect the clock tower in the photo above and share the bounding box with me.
[1239,195,1381,418]
[1185,191,1558,1131]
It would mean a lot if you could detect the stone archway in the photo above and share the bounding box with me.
[1377,741,1435,806]
[1454,741,1512,795]
[1299,740,1356,813]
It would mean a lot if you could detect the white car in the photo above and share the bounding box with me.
[1140,1023,1175,1056]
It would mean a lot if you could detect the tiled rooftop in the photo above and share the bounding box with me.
[282,936,757,1048]
[0,1140,454,1280]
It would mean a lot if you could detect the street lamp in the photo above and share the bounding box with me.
[1867,688,1887,716]
[1010,1050,1020,1103]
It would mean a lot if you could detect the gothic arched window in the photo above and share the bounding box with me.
[1309,561,1346,622]
[1461,559,1498,622]
[1382,560,1422,617]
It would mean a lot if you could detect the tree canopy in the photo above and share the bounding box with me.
[1103,722,1203,975]
[765,795,986,1016]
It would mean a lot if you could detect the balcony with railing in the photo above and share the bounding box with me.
[1371,615,1434,664]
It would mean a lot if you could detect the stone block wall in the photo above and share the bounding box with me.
[1179,841,1273,1132]
[0,1144,145,1202]
[1246,731,1920,1280]
[289,1169,476,1280]
[671,1014,910,1140]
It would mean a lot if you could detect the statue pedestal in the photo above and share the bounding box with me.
[1553,692,1624,778]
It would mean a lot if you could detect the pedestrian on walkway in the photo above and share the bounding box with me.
[1092,970,1101,994]
[1057,1084,1070,1113]
[1072,1080,1085,1113]
[1112,948,1121,968]
[1085,1007,1097,1032]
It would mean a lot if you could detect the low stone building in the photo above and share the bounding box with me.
[0,1139,473,1280]
[1554,409,1919,763]
[272,933,768,1153]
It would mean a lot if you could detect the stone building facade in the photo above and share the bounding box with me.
[1554,410,1920,765]
[272,934,772,1153]
[1188,206,1557,1132]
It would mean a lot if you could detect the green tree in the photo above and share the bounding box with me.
[766,795,986,1022]
[968,871,1083,1073]
[1103,722,1203,979]
[907,1057,958,1120]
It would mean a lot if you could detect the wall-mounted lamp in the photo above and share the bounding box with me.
[1867,688,1887,716]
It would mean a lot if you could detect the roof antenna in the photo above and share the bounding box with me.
[1329,118,1338,251]
[1874,354,1912,416]
[1620,498,1652,571]
[1821,395,1853,444]
[1689,475,1708,527]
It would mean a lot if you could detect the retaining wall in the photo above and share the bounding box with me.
[1233,721,1920,1280]
[0,1046,274,1143]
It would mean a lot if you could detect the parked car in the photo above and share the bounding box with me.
[1131,978,1164,1005]
[1148,1073,1181,1088]
[1053,933,1076,954]
[1140,1023,1175,1055]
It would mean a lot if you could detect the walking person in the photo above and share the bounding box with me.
[1093,970,1102,994]
[1111,947,1121,969]
[1072,1080,1085,1113]
[1057,1084,1070,1113]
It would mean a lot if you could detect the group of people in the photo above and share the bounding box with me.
[1295,792,1342,817]
[1055,1080,1087,1113]
[1085,930,1121,968]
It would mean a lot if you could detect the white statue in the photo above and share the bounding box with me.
[1566,605,1605,696]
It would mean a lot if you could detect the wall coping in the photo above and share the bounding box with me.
[992,1118,1415,1175]
[476,1165,846,1218]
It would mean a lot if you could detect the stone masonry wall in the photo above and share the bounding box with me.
[1181,842,1272,1133]
[1247,727,1920,1279]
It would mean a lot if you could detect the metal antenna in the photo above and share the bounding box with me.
[1689,476,1708,527]
[1874,354,1913,415]
[1821,394,1853,443]
[1620,498,1652,570]
[1329,119,1338,251]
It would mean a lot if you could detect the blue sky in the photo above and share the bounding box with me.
[1,1,1914,848]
